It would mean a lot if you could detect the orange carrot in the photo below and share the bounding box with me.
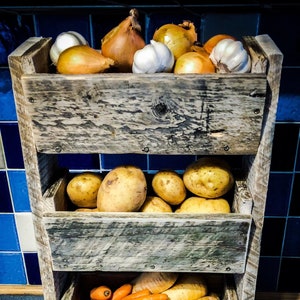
[112,283,133,300]
[121,289,151,300]
[133,294,169,300]
[90,285,112,300]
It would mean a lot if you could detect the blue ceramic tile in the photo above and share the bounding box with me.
[24,252,42,285]
[283,217,300,256]
[265,173,292,216]
[0,214,20,251]
[259,12,300,66]
[149,154,196,173]
[8,170,31,212]
[101,154,147,171]
[278,257,300,292]
[0,16,33,66]
[296,140,300,172]
[256,257,280,292]
[290,173,300,216]
[0,69,17,121]
[0,252,26,284]
[270,124,298,171]
[201,13,259,43]
[260,217,285,256]
[35,13,90,44]
[0,123,24,169]
[0,171,13,212]
[57,153,100,170]
[276,69,300,122]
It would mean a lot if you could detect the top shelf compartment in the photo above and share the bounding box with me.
[12,36,268,155]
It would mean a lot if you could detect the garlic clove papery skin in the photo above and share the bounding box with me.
[150,40,174,72]
[50,31,88,65]
[209,38,251,73]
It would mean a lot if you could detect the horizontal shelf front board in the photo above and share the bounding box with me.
[43,212,251,273]
[22,73,266,155]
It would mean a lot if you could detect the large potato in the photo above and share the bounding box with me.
[66,172,102,208]
[97,165,147,212]
[140,196,173,213]
[183,157,234,198]
[152,170,186,205]
[176,196,231,213]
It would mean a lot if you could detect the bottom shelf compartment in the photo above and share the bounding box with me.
[60,271,238,300]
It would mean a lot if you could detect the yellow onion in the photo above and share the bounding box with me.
[101,8,146,72]
[57,45,115,74]
[174,51,215,74]
[153,20,197,60]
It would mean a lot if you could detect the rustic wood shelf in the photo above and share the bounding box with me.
[8,34,283,300]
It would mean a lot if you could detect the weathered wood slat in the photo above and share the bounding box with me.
[43,211,251,273]
[22,73,266,155]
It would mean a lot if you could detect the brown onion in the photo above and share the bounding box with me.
[57,45,115,74]
[101,9,146,72]
[153,20,197,60]
[174,51,215,74]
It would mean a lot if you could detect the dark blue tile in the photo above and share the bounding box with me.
[202,13,259,44]
[35,13,90,44]
[0,214,20,251]
[259,12,300,66]
[0,123,24,169]
[0,69,17,121]
[265,173,292,216]
[283,217,300,256]
[0,16,33,66]
[57,153,100,170]
[290,173,300,216]
[101,153,147,170]
[24,252,42,285]
[278,258,300,292]
[149,155,195,172]
[277,69,300,123]
[270,124,298,171]
[8,170,31,212]
[296,135,300,172]
[0,171,13,212]
[0,253,26,284]
[260,217,285,256]
[256,257,280,292]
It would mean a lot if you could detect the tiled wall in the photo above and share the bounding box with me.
[0,1,300,294]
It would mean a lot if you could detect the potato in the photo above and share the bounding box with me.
[97,165,147,212]
[175,196,230,213]
[66,172,102,208]
[183,157,234,198]
[152,170,186,205]
[140,196,173,213]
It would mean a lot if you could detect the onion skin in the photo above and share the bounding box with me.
[174,51,215,74]
[153,20,197,60]
[101,8,146,72]
[57,45,115,74]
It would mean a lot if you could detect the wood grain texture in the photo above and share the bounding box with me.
[234,34,283,300]
[43,211,251,273]
[22,73,266,155]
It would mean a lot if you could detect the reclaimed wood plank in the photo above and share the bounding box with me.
[43,212,251,273]
[21,73,266,155]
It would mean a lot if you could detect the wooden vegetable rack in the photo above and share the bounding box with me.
[8,35,283,300]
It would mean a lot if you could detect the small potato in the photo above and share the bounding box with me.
[97,165,147,212]
[66,172,102,208]
[140,196,173,213]
[176,196,231,214]
[183,157,234,198]
[152,170,186,205]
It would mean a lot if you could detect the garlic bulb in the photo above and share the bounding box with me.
[132,40,174,73]
[50,31,88,65]
[209,39,251,73]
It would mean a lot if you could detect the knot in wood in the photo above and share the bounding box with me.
[152,102,168,118]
